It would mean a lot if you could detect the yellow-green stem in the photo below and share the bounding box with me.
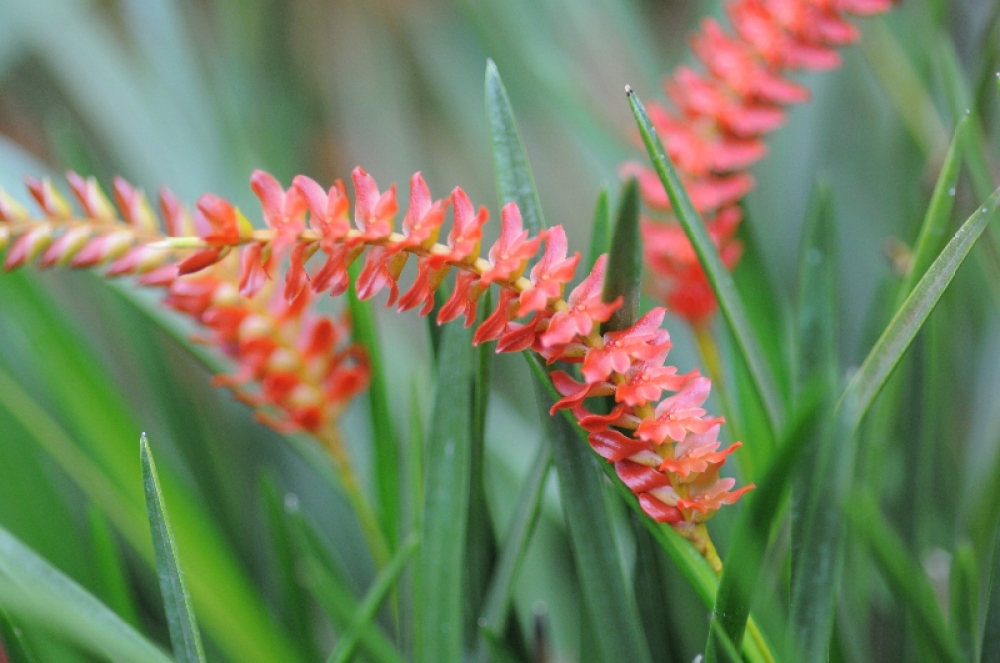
[693,322,723,386]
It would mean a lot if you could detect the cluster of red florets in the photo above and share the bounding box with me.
[623,0,893,323]
[0,173,369,436]
[0,167,753,528]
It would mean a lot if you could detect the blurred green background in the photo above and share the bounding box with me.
[1,0,1000,661]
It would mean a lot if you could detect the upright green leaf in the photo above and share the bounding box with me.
[839,188,1000,432]
[86,505,140,630]
[849,494,964,663]
[587,185,611,270]
[627,87,784,435]
[0,525,173,663]
[140,435,206,663]
[950,542,978,662]
[983,519,1000,663]
[485,59,545,233]
[0,605,36,663]
[536,374,653,663]
[327,534,419,663]
[415,322,475,663]
[348,264,401,554]
[602,177,642,332]
[791,182,838,590]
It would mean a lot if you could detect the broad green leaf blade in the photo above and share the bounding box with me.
[537,375,653,663]
[602,177,642,332]
[0,524,173,663]
[479,441,553,638]
[485,59,545,233]
[898,116,969,301]
[586,185,611,270]
[348,264,401,556]
[0,604,36,663]
[839,188,1000,432]
[415,322,474,663]
[140,435,206,663]
[627,87,783,435]
[87,505,140,630]
[849,494,964,663]
[983,520,1000,663]
[327,534,419,663]
[706,397,821,663]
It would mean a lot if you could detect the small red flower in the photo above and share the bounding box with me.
[479,203,542,285]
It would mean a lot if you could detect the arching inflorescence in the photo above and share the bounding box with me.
[623,0,893,323]
[0,168,753,541]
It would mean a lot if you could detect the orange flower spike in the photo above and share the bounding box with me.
[251,170,311,301]
[659,424,742,479]
[66,172,117,222]
[479,202,542,286]
[432,187,489,269]
[112,178,160,233]
[400,172,448,250]
[518,225,580,316]
[580,308,671,384]
[616,361,698,407]
[539,254,620,349]
[293,176,351,240]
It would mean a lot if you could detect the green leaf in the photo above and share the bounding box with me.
[327,533,418,663]
[286,510,404,663]
[627,87,784,435]
[586,185,611,270]
[478,441,553,638]
[602,177,642,332]
[0,604,36,663]
[415,321,474,663]
[86,505,140,630]
[848,494,964,663]
[706,396,821,663]
[538,376,653,663]
[838,187,1000,432]
[898,116,969,302]
[950,542,978,661]
[983,519,1000,663]
[0,524,174,663]
[348,263,401,556]
[140,435,207,663]
[485,59,545,233]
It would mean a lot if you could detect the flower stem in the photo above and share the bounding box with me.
[319,424,392,571]
[693,322,722,386]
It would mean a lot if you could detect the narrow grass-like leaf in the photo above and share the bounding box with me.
[486,59,545,233]
[706,396,821,663]
[587,185,611,270]
[416,321,474,663]
[983,519,1000,663]
[0,525,173,663]
[465,291,498,644]
[839,188,1000,432]
[631,523,677,663]
[535,373,653,663]
[848,494,964,663]
[898,116,969,301]
[627,87,783,435]
[328,533,418,663]
[950,542,978,661]
[0,604,35,663]
[602,177,642,332]
[140,434,206,663]
[348,264,401,555]
[87,505,140,629]
[479,441,553,638]
[792,182,838,590]
[286,510,404,663]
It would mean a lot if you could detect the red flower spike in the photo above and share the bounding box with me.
[548,370,614,414]
[438,271,482,327]
[294,175,351,241]
[397,258,448,316]
[351,167,397,240]
[67,172,117,222]
[638,494,684,524]
[196,194,245,244]
[251,170,307,266]
[581,308,670,384]
[540,254,620,349]
[356,246,407,305]
[519,226,580,316]
[239,243,271,298]
[25,177,73,219]
[112,177,159,232]
[480,203,542,285]
[159,188,193,237]
[588,429,655,463]
[473,288,518,345]
[616,362,698,407]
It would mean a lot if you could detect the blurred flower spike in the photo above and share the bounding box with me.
[623,0,893,324]
[0,167,752,551]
